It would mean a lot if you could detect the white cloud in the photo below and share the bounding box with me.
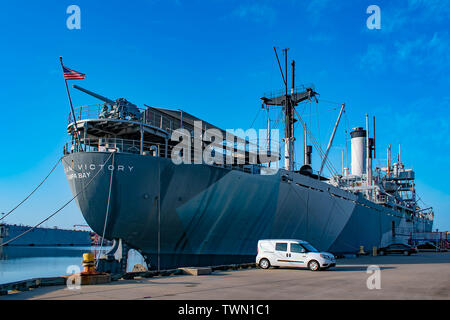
[308,33,332,44]
[407,0,450,21]
[377,1,450,33]
[360,32,450,75]
[359,44,386,72]
[231,3,276,24]
[394,32,450,68]
[379,8,409,33]
[306,0,331,13]
[306,0,332,24]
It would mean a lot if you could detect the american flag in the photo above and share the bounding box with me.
[63,66,86,80]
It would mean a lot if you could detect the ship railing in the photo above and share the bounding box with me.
[420,208,434,221]
[64,137,270,175]
[68,104,104,123]
[64,137,167,157]
[394,227,415,237]
[262,84,316,99]
[68,105,166,127]
[69,104,149,123]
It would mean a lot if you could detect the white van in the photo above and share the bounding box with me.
[256,239,336,271]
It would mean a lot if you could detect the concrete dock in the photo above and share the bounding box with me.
[1,252,449,300]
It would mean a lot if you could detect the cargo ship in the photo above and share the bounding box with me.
[61,52,433,269]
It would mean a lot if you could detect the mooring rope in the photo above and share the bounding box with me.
[0,152,114,247]
[96,152,115,265]
[0,157,62,222]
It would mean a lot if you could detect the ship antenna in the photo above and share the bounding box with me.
[291,59,296,168]
[284,49,295,171]
[273,47,286,86]
[283,48,288,171]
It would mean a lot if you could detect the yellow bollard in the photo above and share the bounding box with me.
[83,252,94,262]
[372,246,377,256]
[359,246,365,255]
[82,252,96,274]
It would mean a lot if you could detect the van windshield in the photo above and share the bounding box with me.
[301,243,319,252]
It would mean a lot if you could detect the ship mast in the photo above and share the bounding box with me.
[261,47,318,172]
[282,49,294,171]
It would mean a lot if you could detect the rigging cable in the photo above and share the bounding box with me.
[317,98,343,106]
[96,152,115,267]
[250,106,262,128]
[294,107,338,177]
[343,111,351,170]
[1,152,114,247]
[1,156,62,222]
[316,102,321,154]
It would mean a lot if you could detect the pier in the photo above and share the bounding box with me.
[1,252,449,300]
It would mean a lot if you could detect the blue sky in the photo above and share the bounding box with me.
[0,0,449,231]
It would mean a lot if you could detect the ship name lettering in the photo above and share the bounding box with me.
[65,163,134,176]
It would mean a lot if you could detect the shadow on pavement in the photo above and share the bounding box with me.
[338,252,450,265]
[331,266,395,272]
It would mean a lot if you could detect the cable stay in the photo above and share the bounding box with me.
[96,152,115,267]
[318,103,345,177]
[294,108,339,177]
[0,152,114,247]
[0,156,62,222]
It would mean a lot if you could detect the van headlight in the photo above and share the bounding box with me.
[320,254,332,260]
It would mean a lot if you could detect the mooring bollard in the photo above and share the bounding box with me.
[78,252,111,285]
[372,246,377,256]
[359,246,365,255]
[82,252,96,274]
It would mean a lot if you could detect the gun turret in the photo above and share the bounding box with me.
[72,84,142,121]
[73,84,116,105]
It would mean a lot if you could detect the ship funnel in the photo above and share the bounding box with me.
[350,127,366,176]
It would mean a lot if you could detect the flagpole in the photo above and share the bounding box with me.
[59,56,83,151]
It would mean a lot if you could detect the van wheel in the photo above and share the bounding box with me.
[259,258,270,269]
[308,260,320,271]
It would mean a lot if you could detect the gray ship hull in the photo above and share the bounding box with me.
[62,152,433,269]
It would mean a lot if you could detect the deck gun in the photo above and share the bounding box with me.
[72,84,142,121]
